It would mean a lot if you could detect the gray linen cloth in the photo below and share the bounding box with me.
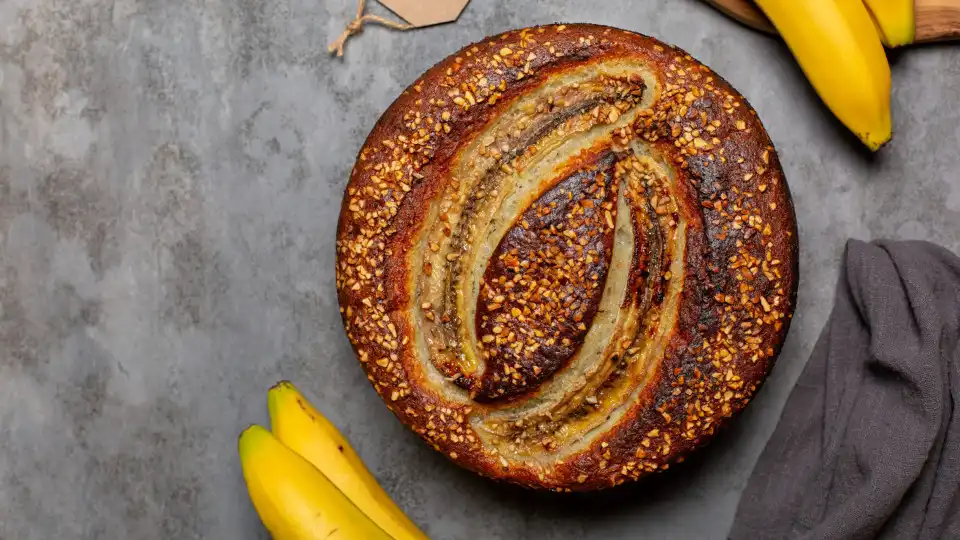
[730,239,960,540]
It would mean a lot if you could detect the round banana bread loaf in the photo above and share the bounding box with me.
[336,23,798,491]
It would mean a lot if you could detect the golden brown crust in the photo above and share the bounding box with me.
[335,24,798,491]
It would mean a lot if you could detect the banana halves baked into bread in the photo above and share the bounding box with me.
[336,23,798,491]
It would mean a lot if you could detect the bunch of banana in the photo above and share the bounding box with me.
[744,0,915,151]
[238,381,428,539]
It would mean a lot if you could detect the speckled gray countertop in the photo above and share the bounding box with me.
[0,0,958,538]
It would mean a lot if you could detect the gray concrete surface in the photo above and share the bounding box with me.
[0,0,958,538]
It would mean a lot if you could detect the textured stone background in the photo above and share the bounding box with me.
[0,0,958,538]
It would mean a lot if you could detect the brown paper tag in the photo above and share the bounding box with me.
[379,0,470,27]
[329,0,470,57]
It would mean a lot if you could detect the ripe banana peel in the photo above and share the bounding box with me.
[268,381,428,540]
[863,0,916,46]
[754,0,892,150]
[238,425,391,540]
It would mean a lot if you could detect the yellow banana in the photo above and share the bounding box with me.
[268,381,428,540]
[238,425,391,540]
[754,0,892,150]
[863,0,915,46]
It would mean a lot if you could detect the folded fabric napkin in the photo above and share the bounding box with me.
[730,239,960,540]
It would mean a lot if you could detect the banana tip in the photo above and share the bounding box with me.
[867,134,892,152]
[269,380,294,391]
[238,424,267,445]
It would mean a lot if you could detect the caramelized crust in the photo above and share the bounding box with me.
[473,150,619,401]
[335,24,798,491]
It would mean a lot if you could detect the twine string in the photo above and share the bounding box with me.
[328,0,413,57]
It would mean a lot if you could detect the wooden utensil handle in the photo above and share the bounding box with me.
[704,0,960,43]
[916,0,960,42]
[703,0,775,34]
